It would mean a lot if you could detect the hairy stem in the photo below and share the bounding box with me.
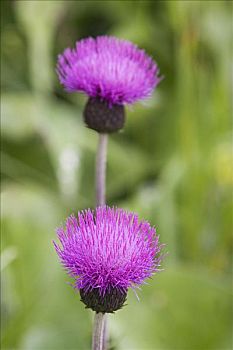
[102,316,108,350]
[92,313,106,350]
[96,133,108,206]
[95,133,109,349]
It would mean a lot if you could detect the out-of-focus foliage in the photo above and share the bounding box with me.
[1,1,232,349]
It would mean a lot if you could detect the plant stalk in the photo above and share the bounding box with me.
[94,133,109,350]
[92,313,106,350]
[96,133,108,206]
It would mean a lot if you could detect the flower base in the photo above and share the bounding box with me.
[83,97,125,133]
[80,287,127,313]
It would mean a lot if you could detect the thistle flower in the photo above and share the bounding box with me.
[57,36,162,133]
[54,206,164,313]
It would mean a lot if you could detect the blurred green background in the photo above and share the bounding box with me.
[1,1,232,349]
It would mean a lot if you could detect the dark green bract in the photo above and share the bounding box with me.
[80,287,127,313]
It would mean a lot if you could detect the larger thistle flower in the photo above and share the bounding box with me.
[54,206,164,313]
[57,36,162,133]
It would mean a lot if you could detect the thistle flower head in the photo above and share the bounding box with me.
[54,206,164,313]
[57,35,161,106]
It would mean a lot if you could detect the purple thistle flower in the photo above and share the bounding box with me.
[57,35,161,106]
[54,206,164,313]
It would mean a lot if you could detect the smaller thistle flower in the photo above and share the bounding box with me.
[57,36,162,133]
[54,206,164,313]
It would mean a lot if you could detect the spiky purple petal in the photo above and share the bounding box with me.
[54,206,163,295]
[57,36,161,105]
